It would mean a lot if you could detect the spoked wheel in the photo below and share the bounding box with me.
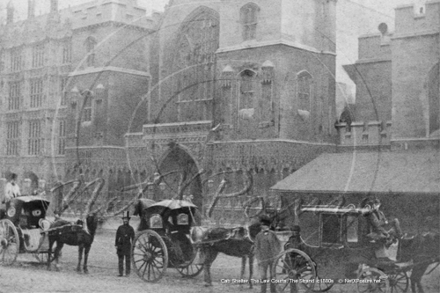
[132,230,168,282]
[274,248,317,292]
[0,219,19,266]
[176,246,203,278]
[357,265,390,293]
[388,270,409,293]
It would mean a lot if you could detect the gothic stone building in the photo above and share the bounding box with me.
[1,0,339,223]
[0,0,157,195]
[121,0,338,223]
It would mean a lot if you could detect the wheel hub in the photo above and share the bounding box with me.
[144,251,153,262]
[1,237,8,248]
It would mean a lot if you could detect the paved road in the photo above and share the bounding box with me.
[1,230,439,293]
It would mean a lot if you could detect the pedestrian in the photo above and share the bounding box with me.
[5,173,21,202]
[255,215,281,293]
[115,211,135,277]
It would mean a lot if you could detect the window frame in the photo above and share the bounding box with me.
[28,120,42,156]
[30,78,44,108]
[240,3,260,41]
[239,69,257,110]
[8,81,21,110]
[82,93,93,123]
[297,71,313,112]
[6,121,20,156]
[32,43,45,68]
[62,40,72,64]
[11,48,22,72]
[85,37,97,67]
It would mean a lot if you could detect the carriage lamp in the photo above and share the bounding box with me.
[159,181,166,191]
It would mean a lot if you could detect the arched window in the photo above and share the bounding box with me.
[82,92,93,122]
[85,37,96,67]
[240,3,259,41]
[239,69,257,110]
[297,71,313,111]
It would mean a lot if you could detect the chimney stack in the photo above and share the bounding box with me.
[50,0,59,14]
[28,0,35,18]
[7,1,14,24]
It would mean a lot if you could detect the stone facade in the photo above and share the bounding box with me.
[1,0,340,223]
[344,0,440,141]
[126,0,339,223]
[0,0,157,194]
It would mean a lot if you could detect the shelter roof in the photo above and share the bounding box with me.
[271,150,440,194]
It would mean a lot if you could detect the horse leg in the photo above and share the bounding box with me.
[239,256,246,290]
[203,249,218,287]
[83,245,91,274]
[411,264,428,293]
[77,245,83,272]
[47,239,54,270]
[54,243,64,271]
[249,254,254,289]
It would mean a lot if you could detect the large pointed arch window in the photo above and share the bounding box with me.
[173,8,219,122]
[240,3,260,41]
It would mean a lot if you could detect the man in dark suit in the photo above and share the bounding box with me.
[115,211,135,277]
[255,215,281,293]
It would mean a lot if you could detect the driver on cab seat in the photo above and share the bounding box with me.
[5,173,21,203]
[364,198,402,245]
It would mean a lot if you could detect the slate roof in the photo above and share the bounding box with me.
[271,150,440,194]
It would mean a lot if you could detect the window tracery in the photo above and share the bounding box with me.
[173,9,219,122]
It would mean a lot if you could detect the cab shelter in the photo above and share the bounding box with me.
[270,150,440,233]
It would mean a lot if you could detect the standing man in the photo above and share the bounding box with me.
[255,215,281,293]
[5,173,21,202]
[115,211,135,277]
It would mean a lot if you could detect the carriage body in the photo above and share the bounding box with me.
[274,204,408,293]
[131,199,203,282]
[0,196,51,265]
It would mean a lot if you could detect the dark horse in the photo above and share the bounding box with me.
[47,215,99,273]
[398,232,440,293]
[192,222,262,287]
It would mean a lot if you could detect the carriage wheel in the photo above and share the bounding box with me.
[388,270,409,293]
[176,246,203,278]
[0,219,19,266]
[274,248,317,292]
[357,266,390,293]
[132,230,168,282]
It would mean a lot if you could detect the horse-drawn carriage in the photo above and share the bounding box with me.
[131,199,203,282]
[0,196,51,265]
[272,203,437,293]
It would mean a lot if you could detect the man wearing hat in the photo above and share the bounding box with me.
[115,211,135,277]
[255,215,281,293]
[364,198,402,242]
[5,173,21,202]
